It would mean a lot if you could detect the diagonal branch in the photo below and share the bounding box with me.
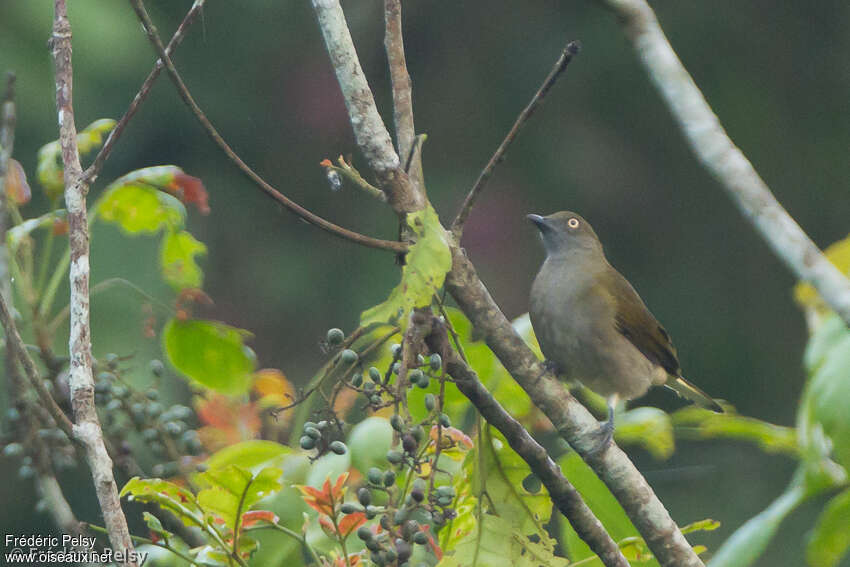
[83,0,207,184]
[127,0,407,254]
[598,0,850,326]
[444,243,704,567]
[50,2,137,564]
[311,0,425,215]
[383,0,422,187]
[451,40,580,239]
[424,316,629,567]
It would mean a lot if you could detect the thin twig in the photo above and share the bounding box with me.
[83,0,207,184]
[128,0,406,254]
[50,2,137,564]
[0,292,75,438]
[451,40,581,238]
[0,72,16,307]
[599,0,850,327]
[383,0,422,187]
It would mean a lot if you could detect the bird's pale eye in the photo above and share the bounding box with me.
[567,218,579,229]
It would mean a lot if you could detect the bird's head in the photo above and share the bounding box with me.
[527,211,602,257]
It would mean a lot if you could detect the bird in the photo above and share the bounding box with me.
[528,211,722,451]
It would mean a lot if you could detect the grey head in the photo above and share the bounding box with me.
[527,211,603,257]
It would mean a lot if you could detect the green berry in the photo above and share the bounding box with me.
[365,505,380,519]
[383,470,396,487]
[392,362,401,375]
[402,434,417,454]
[357,526,373,541]
[352,373,363,387]
[383,547,397,563]
[367,467,383,485]
[416,354,426,366]
[396,540,412,562]
[411,426,425,442]
[105,399,123,412]
[145,389,159,401]
[142,428,159,442]
[390,414,405,432]
[300,436,316,450]
[391,344,402,358]
[409,369,424,384]
[341,502,363,514]
[402,520,419,538]
[18,464,35,479]
[386,450,403,464]
[110,384,129,399]
[304,426,322,440]
[357,487,372,506]
[393,509,407,525]
[416,376,430,389]
[164,421,186,436]
[380,515,392,531]
[340,349,358,365]
[329,441,347,455]
[145,402,164,418]
[364,381,376,392]
[413,531,428,545]
[96,372,114,384]
[6,408,20,422]
[326,328,345,346]
[149,359,165,377]
[522,473,542,493]
[369,367,382,383]
[439,413,451,428]
[304,421,318,430]
[105,353,120,368]
[3,443,24,457]
[429,354,442,371]
[424,394,436,412]
[317,420,329,430]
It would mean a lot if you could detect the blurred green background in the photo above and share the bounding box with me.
[1,1,849,565]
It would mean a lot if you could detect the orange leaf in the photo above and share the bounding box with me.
[52,218,69,236]
[319,159,333,167]
[241,510,279,528]
[253,369,295,408]
[5,159,31,205]
[318,514,336,538]
[170,172,210,215]
[430,425,474,450]
[195,394,261,451]
[337,512,366,538]
[297,472,349,516]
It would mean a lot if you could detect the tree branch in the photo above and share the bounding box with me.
[444,243,704,567]
[127,0,407,254]
[598,0,850,326]
[423,315,629,567]
[0,72,16,307]
[50,2,136,564]
[451,40,580,238]
[383,0,422,187]
[83,0,207,184]
[311,0,425,215]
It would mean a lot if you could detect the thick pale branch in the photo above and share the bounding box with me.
[427,319,628,567]
[311,0,425,214]
[451,40,580,238]
[83,0,207,184]
[51,1,136,563]
[601,0,850,325]
[128,0,407,254]
[444,242,704,567]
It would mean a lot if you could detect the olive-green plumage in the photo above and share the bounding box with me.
[528,211,722,414]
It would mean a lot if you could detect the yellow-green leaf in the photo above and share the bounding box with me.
[160,229,206,291]
[806,489,850,567]
[98,184,185,234]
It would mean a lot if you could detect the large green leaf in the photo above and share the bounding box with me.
[163,319,255,395]
[672,407,798,456]
[472,427,553,536]
[98,183,185,234]
[806,488,850,567]
[205,440,292,474]
[196,465,283,531]
[120,477,204,528]
[360,204,451,326]
[160,229,207,291]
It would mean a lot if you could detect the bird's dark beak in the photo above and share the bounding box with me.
[526,214,547,231]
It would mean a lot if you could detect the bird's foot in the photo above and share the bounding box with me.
[585,418,615,457]
[536,359,560,382]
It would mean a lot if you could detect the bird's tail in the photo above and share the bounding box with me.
[667,376,723,413]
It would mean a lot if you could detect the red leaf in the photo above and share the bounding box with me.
[318,514,336,538]
[241,510,279,528]
[337,512,366,538]
[319,159,333,167]
[170,173,210,215]
[297,472,349,517]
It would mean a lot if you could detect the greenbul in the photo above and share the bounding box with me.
[528,211,722,449]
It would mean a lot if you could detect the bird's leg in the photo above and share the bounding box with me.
[587,394,618,456]
[536,359,560,382]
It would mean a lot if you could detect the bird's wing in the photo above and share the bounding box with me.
[601,268,682,376]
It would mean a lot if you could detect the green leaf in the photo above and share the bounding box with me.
[160,229,207,291]
[98,183,185,234]
[346,416,394,474]
[672,407,799,456]
[681,518,721,535]
[37,118,116,201]
[107,165,209,215]
[206,441,292,474]
[709,476,810,567]
[799,314,850,470]
[6,210,66,254]
[441,514,568,567]
[472,427,553,535]
[196,465,283,531]
[120,477,204,528]
[163,319,255,395]
[615,407,674,460]
[806,489,850,567]
[360,204,451,327]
